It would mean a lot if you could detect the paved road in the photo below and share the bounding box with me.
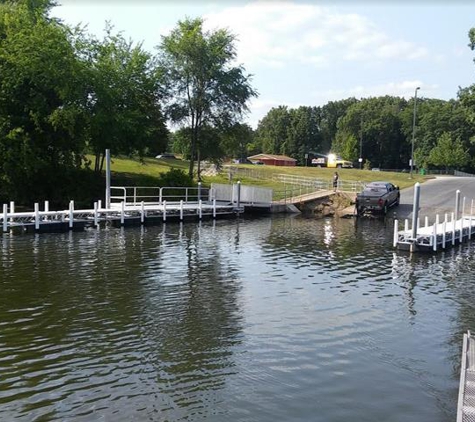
[393,176,475,219]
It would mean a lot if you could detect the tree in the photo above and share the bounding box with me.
[83,26,168,171]
[255,106,290,154]
[0,1,88,203]
[158,17,257,178]
[428,132,469,172]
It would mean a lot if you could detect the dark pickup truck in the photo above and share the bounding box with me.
[355,181,400,216]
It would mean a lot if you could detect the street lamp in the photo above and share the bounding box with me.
[410,86,420,178]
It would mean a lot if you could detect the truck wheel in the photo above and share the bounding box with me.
[337,164,342,168]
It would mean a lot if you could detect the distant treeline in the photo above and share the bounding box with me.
[253,95,474,171]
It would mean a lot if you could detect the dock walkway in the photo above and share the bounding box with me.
[458,331,475,422]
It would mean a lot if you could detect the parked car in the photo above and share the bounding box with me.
[355,181,400,216]
[155,153,177,159]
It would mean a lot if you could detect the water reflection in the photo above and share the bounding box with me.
[2,216,475,421]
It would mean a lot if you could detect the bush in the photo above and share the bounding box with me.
[157,168,194,187]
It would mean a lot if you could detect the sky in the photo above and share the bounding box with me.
[52,0,475,128]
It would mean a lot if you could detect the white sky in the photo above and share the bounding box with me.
[52,0,475,128]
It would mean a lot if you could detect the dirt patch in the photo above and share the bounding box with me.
[296,192,354,217]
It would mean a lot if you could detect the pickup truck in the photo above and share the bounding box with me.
[355,181,400,216]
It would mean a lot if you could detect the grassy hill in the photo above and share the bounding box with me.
[102,155,428,201]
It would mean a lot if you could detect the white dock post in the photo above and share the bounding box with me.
[105,149,111,209]
[140,201,145,224]
[199,199,203,219]
[213,198,217,219]
[463,197,466,219]
[393,219,398,247]
[237,181,241,209]
[121,201,125,225]
[69,200,74,229]
[9,201,14,216]
[180,200,184,221]
[198,182,202,202]
[433,222,437,252]
[455,190,461,220]
[471,199,474,240]
[411,182,421,239]
[98,199,102,210]
[44,200,49,212]
[452,212,456,245]
[443,220,446,248]
[35,203,40,230]
[417,217,420,230]
[94,202,98,227]
[404,219,409,233]
[163,200,167,222]
[3,204,8,232]
[425,216,429,228]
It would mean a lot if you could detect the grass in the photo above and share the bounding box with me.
[94,154,429,195]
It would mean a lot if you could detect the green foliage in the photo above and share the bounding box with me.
[428,132,470,170]
[156,168,194,187]
[0,1,88,203]
[158,17,257,177]
[83,25,168,169]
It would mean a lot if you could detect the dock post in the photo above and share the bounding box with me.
[452,212,456,245]
[455,190,461,221]
[69,200,74,228]
[199,200,202,219]
[425,216,429,228]
[198,182,202,202]
[141,201,145,224]
[237,181,241,209]
[44,200,49,213]
[94,202,98,227]
[180,200,184,221]
[443,220,446,248]
[433,222,437,252]
[105,149,111,209]
[98,200,102,210]
[3,203,8,233]
[163,200,167,222]
[213,199,217,219]
[121,201,125,226]
[404,219,409,233]
[35,203,40,230]
[470,199,474,240]
[411,182,420,239]
[393,219,398,247]
[9,201,14,215]
[417,217,420,230]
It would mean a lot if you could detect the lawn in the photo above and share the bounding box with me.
[98,155,428,198]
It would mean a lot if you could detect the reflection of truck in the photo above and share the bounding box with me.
[355,181,400,216]
[307,152,353,168]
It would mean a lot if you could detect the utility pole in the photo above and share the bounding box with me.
[410,87,420,179]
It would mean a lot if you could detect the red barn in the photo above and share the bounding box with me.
[247,154,297,166]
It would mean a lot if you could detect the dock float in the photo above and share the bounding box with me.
[457,331,475,422]
[394,184,475,253]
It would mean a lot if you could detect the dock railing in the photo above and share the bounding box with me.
[110,186,212,206]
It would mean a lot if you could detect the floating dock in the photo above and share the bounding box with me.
[394,184,475,253]
[457,331,475,422]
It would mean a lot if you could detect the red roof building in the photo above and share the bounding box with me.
[247,154,297,166]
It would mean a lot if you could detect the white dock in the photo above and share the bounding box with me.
[0,183,266,234]
[457,331,475,422]
[394,185,475,253]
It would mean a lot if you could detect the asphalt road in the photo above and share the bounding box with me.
[393,176,475,219]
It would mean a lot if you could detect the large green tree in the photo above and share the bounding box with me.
[158,17,257,178]
[428,132,470,171]
[84,26,168,171]
[0,1,88,203]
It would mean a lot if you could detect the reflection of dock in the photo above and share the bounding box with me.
[457,331,475,422]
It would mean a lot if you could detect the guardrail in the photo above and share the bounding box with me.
[110,186,211,206]
[274,174,365,193]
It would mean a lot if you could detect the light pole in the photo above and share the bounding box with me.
[410,86,420,178]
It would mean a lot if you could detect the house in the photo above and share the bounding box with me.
[247,154,297,166]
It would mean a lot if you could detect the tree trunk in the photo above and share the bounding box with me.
[100,153,106,172]
[189,125,198,179]
[197,148,201,182]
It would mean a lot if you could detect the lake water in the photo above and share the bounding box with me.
[1,215,474,421]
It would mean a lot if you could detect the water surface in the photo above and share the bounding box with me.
[1,215,473,421]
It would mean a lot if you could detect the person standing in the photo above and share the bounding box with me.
[333,171,339,192]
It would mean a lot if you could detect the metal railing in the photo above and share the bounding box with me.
[110,186,211,206]
[274,174,365,193]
